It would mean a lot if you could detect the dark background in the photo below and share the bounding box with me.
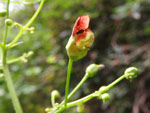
[0,0,150,113]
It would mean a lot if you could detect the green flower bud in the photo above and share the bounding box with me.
[86,64,104,78]
[0,10,6,17]
[99,86,109,94]
[0,73,4,78]
[27,51,34,57]
[5,19,14,26]
[124,67,139,80]
[101,93,110,102]
[45,107,51,112]
[51,90,60,99]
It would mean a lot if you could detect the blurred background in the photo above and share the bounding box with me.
[0,0,150,113]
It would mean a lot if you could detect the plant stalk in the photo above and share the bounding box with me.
[61,74,88,105]
[64,59,73,107]
[3,64,23,113]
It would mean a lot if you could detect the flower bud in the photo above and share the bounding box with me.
[0,10,6,17]
[0,73,4,78]
[101,93,110,102]
[66,15,94,61]
[45,107,51,112]
[51,90,60,99]
[27,51,34,57]
[86,64,104,78]
[99,86,109,94]
[5,19,14,26]
[21,57,28,63]
[30,27,35,31]
[124,67,139,80]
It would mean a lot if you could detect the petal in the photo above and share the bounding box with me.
[72,15,90,36]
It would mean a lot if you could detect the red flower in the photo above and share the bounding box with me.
[72,15,90,36]
[72,15,94,47]
[66,15,94,61]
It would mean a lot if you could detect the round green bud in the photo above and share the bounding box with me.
[86,64,104,78]
[5,19,14,26]
[99,86,109,94]
[101,93,110,102]
[0,10,6,17]
[0,73,4,78]
[27,51,34,57]
[124,67,139,80]
[51,90,60,99]
[45,107,51,112]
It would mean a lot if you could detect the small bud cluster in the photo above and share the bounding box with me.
[26,27,35,34]
[21,51,34,63]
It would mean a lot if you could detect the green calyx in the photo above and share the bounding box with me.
[86,64,104,78]
[124,67,139,80]
[101,93,110,102]
[0,10,7,17]
[66,31,94,61]
[5,19,14,26]
[66,36,88,61]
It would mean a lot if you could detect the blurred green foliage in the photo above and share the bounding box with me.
[0,0,150,113]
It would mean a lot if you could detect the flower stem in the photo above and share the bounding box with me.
[7,0,45,48]
[3,0,10,45]
[106,74,126,90]
[61,73,88,105]
[3,64,23,113]
[56,92,97,113]
[55,74,127,113]
[64,59,73,107]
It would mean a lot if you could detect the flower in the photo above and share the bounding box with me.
[66,15,94,61]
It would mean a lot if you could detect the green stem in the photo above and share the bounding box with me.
[61,74,88,105]
[106,74,126,90]
[51,94,56,107]
[3,0,10,45]
[2,1,23,112]
[56,92,97,113]
[3,65,23,113]
[7,0,45,48]
[67,92,96,108]
[64,59,73,107]
[55,74,127,113]
[7,57,22,64]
